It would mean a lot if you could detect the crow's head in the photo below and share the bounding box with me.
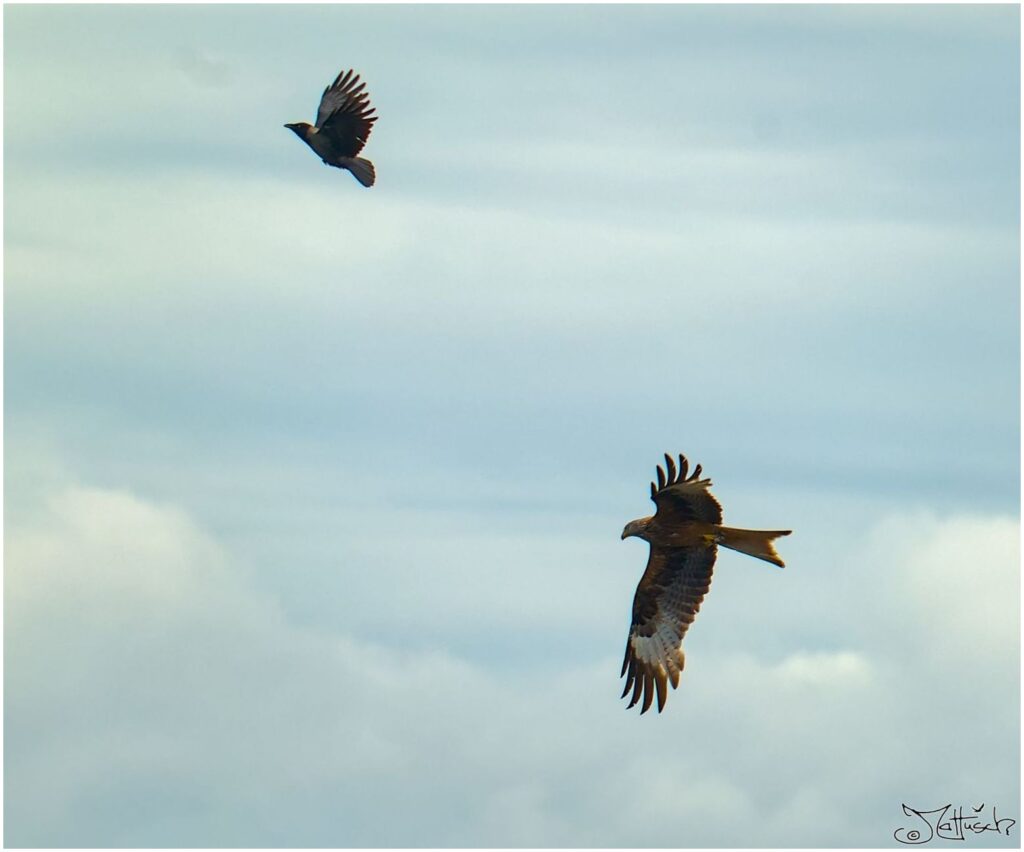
[284,122,313,140]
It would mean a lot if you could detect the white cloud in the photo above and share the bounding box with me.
[892,512,1019,665]
[6,466,1018,846]
[3,7,1017,844]
[775,649,873,687]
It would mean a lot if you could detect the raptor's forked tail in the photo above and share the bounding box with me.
[717,526,791,568]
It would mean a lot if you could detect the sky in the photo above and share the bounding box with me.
[4,3,1020,847]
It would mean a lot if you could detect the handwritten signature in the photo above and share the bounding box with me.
[894,803,1016,844]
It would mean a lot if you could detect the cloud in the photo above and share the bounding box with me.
[175,47,235,89]
[870,512,1020,668]
[5,6,1017,523]
[3,5,1017,846]
[5,465,1018,846]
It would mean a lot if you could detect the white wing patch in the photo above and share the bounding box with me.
[629,621,686,689]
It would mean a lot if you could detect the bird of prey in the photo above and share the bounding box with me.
[285,69,378,187]
[619,453,791,714]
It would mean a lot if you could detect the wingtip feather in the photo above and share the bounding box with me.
[640,674,655,714]
[654,670,667,712]
[664,453,676,484]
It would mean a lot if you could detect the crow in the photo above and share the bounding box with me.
[285,69,378,187]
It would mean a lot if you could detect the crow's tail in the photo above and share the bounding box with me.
[344,157,375,187]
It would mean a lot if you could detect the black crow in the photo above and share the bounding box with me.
[285,69,378,187]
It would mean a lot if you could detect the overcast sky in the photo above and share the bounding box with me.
[4,4,1020,848]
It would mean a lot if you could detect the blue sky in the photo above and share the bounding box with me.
[4,4,1020,847]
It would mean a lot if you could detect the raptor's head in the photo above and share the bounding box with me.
[621,517,653,541]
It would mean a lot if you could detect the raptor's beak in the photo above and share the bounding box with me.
[621,529,629,540]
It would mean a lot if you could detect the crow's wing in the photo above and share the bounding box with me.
[315,69,377,157]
